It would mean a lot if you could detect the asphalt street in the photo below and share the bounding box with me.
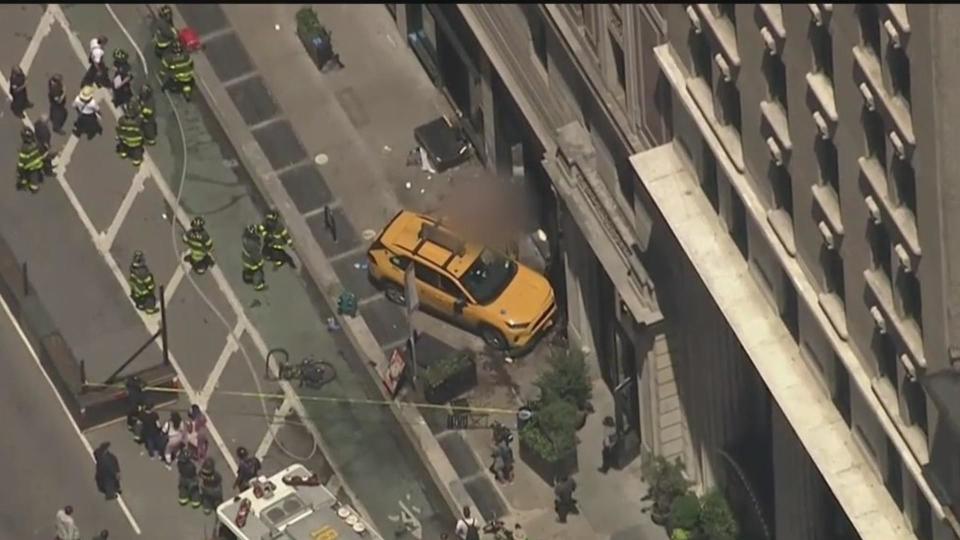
[0,4,452,538]
[0,299,135,540]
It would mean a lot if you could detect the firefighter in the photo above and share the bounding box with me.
[260,209,295,269]
[116,102,144,167]
[9,65,32,118]
[111,49,134,108]
[128,250,159,314]
[177,450,200,507]
[161,41,194,101]
[139,84,157,145]
[48,74,68,134]
[153,5,177,59]
[72,85,102,140]
[198,457,223,515]
[16,127,44,193]
[241,224,266,291]
[183,216,214,275]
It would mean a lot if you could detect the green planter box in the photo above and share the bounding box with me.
[423,353,478,405]
[519,425,579,486]
[295,7,334,70]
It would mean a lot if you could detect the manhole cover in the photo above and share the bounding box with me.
[315,153,329,166]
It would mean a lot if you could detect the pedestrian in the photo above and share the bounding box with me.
[498,437,514,483]
[84,35,109,88]
[188,404,210,462]
[72,85,102,140]
[9,65,32,118]
[115,102,144,167]
[162,411,185,465]
[233,446,262,492]
[140,404,164,460]
[48,74,68,134]
[93,442,121,500]
[111,52,134,108]
[128,250,159,314]
[599,415,617,473]
[16,127,45,194]
[33,114,55,176]
[260,209,295,269]
[55,505,80,540]
[183,216,215,275]
[90,530,109,540]
[241,224,267,291]
[198,457,224,515]
[138,84,157,145]
[124,375,146,440]
[553,475,578,523]
[454,506,479,540]
[176,449,200,508]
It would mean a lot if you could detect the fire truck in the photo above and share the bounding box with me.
[216,464,383,540]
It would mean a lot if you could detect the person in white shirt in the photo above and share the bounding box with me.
[72,86,102,140]
[84,35,109,88]
[55,505,81,540]
[454,506,479,540]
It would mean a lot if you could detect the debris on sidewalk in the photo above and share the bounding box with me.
[326,317,341,332]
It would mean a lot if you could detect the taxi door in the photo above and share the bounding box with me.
[412,262,455,315]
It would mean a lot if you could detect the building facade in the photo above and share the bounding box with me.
[389,4,960,539]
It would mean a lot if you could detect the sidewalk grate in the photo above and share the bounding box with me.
[278,163,334,213]
[200,31,255,82]
[357,297,408,347]
[251,120,309,170]
[437,432,483,478]
[177,4,230,38]
[463,476,508,522]
[226,75,281,127]
[306,206,360,257]
[330,254,379,301]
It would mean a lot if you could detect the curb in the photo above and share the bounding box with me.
[178,9,482,526]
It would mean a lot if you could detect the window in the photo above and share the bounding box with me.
[897,270,922,330]
[637,9,669,143]
[389,255,412,270]
[816,138,840,197]
[610,33,626,94]
[835,360,851,425]
[771,166,793,219]
[701,145,719,211]
[529,10,548,71]
[764,54,787,110]
[877,333,897,383]
[869,222,892,282]
[885,437,903,509]
[437,274,466,300]
[810,22,834,80]
[691,31,712,81]
[902,378,928,435]
[887,46,911,106]
[858,5,882,60]
[863,109,887,166]
[583,4,598,52]
[731,190,748,258]
[822,247,845,301]
[459,250,518,305]
[716,3,736,28]
[717,80,741,134]
[413,262,443,289]
[891,160,917,219]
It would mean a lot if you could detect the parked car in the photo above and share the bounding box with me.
[368,210,556,353]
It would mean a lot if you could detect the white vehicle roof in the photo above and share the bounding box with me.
[217,464,382,540]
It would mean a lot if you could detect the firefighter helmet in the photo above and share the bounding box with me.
[171,40,183,55]
[140,83,153,99]
[113,48,128,62]
[191,216,205,229]
[159,5,173,22]
[265,209,280,223]
[236,446,249,460]
[244,224,258,237]
[124,102,139,118]
[132,250,145,266]
[20,127,35,142]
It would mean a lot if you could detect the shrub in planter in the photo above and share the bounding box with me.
[519,397,579,484]
[698,490,739,540]
[669,493,701,533]
[423,351,478,404]
[535,348,592,427]
[642,452,693,526]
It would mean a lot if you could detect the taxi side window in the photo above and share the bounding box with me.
[437,275,466,300]
[390,255,412,270]
[413,262,442,289]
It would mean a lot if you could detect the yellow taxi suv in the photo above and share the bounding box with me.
[367,210,557,353]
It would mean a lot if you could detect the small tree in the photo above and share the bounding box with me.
[669,493,701,533]
[641,453,693,524]
[698,490,739,540]
[535,348,592,409]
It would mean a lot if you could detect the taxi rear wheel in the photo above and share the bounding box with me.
[384,282,406,305]
[481,326,508,350]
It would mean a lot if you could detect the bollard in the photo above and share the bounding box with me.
[323,205,338,243]
[22,261,28,296]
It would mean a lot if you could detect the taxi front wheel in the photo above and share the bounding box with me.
[481,326,508,350]
[384,282,406,305]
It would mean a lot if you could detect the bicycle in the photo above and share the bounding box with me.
[266,348,337,389]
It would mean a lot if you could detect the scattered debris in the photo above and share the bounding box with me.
[504,356,514,364]
[361,229,377,241]
[315,153,329,165]
[535,229,548,242]
[419,188,425,194]
[222,158,239,168]
[274,24,281,31]
[352,262,369,270]
[383,145,392,153]
[404,181,412,189]
[406,146,421,167]
[326,317,341,332]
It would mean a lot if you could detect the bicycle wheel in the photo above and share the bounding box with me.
[266,348,290,381]
[301,359,337,389]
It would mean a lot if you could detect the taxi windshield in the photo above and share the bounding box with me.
[460,250,517,305]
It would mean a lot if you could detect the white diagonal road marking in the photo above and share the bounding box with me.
[198,321,244,408]
[254,396,292,460]
[101,167,149,251]
[20,7,57,74]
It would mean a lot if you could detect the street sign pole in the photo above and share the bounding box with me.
[404,266,420,385]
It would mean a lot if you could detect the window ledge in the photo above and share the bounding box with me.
[686,77,745,172]
[871,377,930,464]
[761,100,792,153]
[863,268,925,365]
[852,45,915,151]
[857,157,921,256]
[695,5,741,69]
[818,292,848,341]
[811,184,844,237]
[767,209,796,257]
[758,4,786,39]
[805,72,838,123]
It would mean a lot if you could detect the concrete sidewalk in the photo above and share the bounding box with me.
[185,3,670,539]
